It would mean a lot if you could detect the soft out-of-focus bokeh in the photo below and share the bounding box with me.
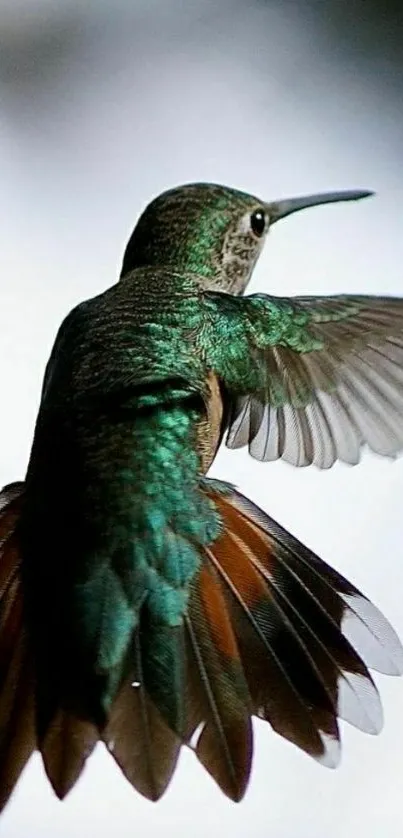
[1,2,403,836]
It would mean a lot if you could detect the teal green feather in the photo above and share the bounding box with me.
[195,291,403,466]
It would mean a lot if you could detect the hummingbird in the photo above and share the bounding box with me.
[1,181,403,811]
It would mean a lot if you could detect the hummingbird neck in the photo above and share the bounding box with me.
[119,187,236,283]
[120,218,226,282]
[119,225,254,295]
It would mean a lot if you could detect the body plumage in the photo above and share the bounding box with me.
[1,182,403,807]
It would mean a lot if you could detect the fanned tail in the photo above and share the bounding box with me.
[180,479,403,798]
[0,477,401,809]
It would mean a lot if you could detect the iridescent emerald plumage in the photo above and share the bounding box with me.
[1,181,403,808]
[197,291,403,466]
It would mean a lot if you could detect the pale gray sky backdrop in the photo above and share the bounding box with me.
[0,2,403,836]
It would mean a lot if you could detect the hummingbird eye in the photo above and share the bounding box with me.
[250,208,266,238]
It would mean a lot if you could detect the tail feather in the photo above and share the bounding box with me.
[103,631,181,801]
[0,630,34,812]
[0,482,35,811]
[141,621,186,738]
[184,562,252,801]
[41,711,98,800]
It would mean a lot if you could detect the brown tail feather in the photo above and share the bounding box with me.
[41,711,98,800]
[0,482,36,811]
[103,631,181,801]
[0,629,35,812]
[184,561,253,801]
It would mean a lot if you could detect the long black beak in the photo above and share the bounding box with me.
[267,189,374,223]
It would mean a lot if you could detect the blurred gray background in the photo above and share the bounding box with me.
[1,2,403,836]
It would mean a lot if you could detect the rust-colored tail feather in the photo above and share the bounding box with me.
[184,561,253,801]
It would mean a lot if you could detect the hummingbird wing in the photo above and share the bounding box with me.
[202,293,403,467]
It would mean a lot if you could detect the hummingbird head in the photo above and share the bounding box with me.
[120,182,373,294]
